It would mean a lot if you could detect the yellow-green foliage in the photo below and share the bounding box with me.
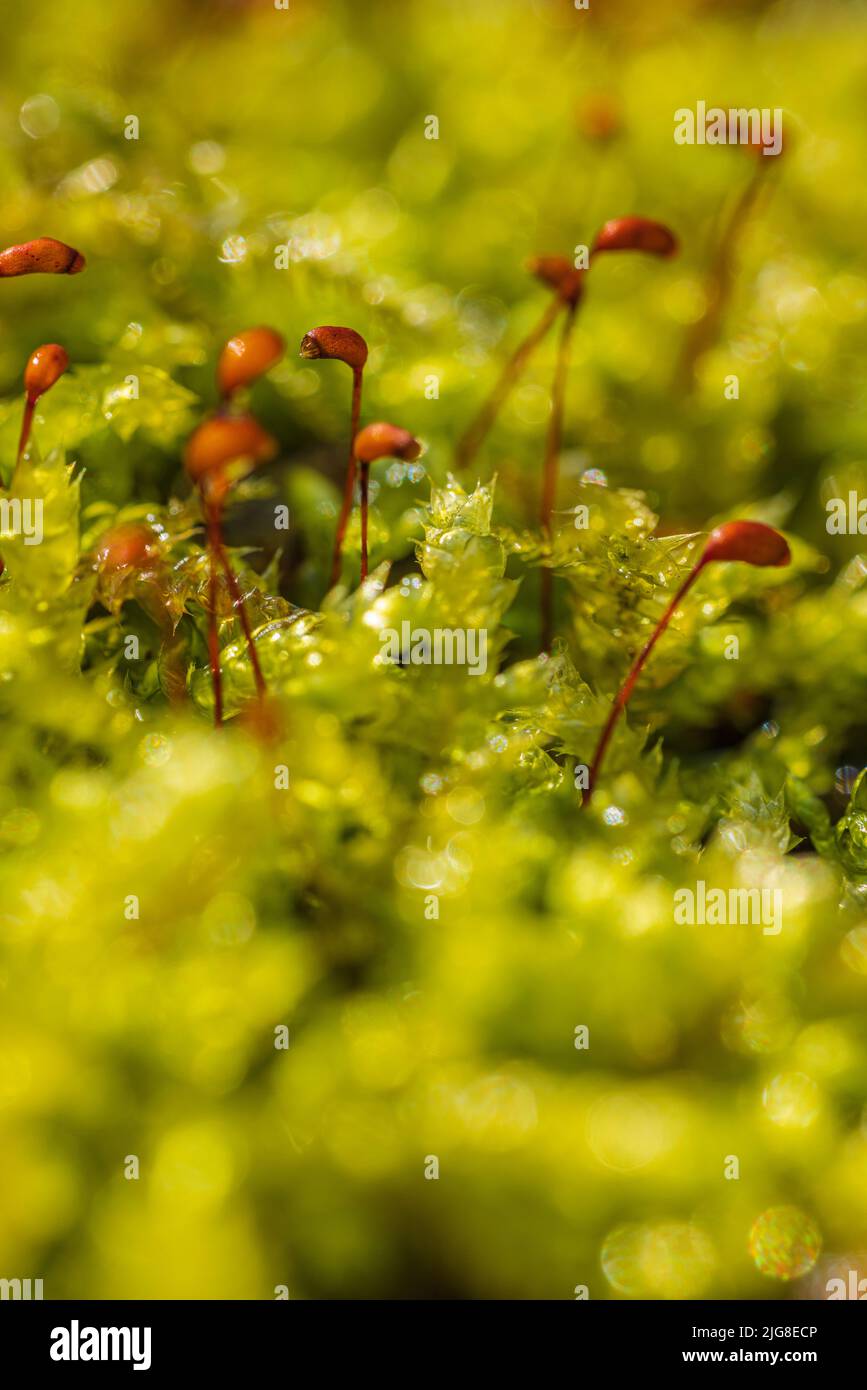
[0,0,866,1302]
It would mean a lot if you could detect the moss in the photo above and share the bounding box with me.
[0,0,865,1302]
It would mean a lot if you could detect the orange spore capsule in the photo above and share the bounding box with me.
[95,522,160,574]
[216,327,285,399]
[24,344,69,401]
[184,411,275,721]
[299,325,368,370]
[0,237,86,276]
[352,423,421,582]
[16,343,71,466]
[702,520,791,569]
[592,217,678,258]
[184,414,278,486]
[353,422,421,465]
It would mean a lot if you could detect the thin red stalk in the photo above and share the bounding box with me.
[677,160,768,387]
[359,461,369,580]
[455,295,565,470]
[329,365,364,587]
[585,559,707,805]
[207,508,266,702]
[540,301,577,651]
[16,395,36,470]
[207,540,223,727]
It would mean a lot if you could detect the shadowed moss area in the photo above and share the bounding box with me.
[0,0,866,1300]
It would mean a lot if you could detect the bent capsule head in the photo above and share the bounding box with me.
[353,421,421,465]
[592,217,678,259]
[299,325,368,371]
[0,237,86,277]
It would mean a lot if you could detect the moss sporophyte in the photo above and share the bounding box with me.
[453,219,677,650]
[0,239,84,572]
[217,327,284,402]
[299,325,369,590]
[0,237,85,277]
[585,521,791,807]
[0,237,84,482]
[0,232,804,823]
[17,344,69,469]
[351,422,421,581]
[184,411,278,725]
[677,124,786,388]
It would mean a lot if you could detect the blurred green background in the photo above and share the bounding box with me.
[1,0,867,1300]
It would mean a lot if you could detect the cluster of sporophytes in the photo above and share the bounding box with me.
[1,207,867,1304]
[1,226,796,788]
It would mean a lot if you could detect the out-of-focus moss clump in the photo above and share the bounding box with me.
[1,0,867,1301]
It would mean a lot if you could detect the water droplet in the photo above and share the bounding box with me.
[749,1207,821,1280]
[19,94,60,139]
[140,733,171,768]
[219,235,247,264]
[188,141,225,175]
[836,765,860,796]
[762,1072,820,1128]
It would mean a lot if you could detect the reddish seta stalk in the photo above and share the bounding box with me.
[330,366,364,586]
[207,500,267,701]
[184,329,284,724]
[536,220,678,649]
[352,422,422,583]
[358,457,370,581]
[15,344,69,472]
[298,326,369,589]
[455,294,566,472]
[455,223,678,495]
[16,398,35,471]
[0,342,70,575]
[677,134,784,388]
[184,410,278,725]
[0,234,85,523]
[587,565,704,803]
[583,520,791,807]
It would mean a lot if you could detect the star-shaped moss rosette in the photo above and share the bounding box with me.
[416,474,517,625]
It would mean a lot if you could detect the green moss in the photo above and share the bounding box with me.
[0,0,865,1303]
